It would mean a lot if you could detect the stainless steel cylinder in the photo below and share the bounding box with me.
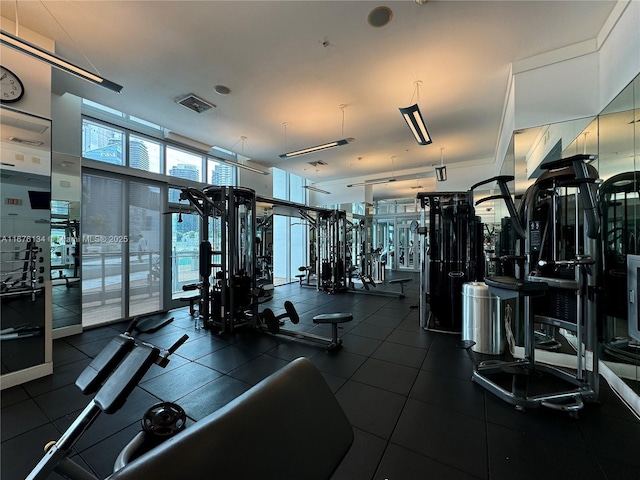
[462,281,505,355]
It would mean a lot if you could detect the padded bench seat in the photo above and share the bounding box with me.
[387,278,412,298]
[177,293,200,316]
[484,275,548,299]
[108,358,353,480]
[313,313,353,353]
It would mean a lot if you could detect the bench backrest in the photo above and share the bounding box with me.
[107,357,353,480]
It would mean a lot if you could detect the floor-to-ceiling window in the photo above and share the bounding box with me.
[81,173,125,326]
[128,182,161,316]
[79,101,237,326]
[272,168,309,285]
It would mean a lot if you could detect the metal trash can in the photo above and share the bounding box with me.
[462,281,505,355]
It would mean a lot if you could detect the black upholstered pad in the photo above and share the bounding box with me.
[388,278,411,284]
[108,358,354,480]
[313,313,353,324]
[484,276,549,293]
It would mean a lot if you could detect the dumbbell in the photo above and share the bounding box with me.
[260,301,299,334]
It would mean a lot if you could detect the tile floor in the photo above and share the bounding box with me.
[3,272,640,479]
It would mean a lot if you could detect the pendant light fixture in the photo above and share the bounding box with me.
[399,80,432,145]
[279,104,353,158]
[347,156,397,187]
[1,29,123,93]
[225,136,270,175]
[435,147,447,182]
[303,169,331,195]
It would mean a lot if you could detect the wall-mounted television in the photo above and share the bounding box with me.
[28,190,51,210]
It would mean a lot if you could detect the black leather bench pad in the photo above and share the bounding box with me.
[108,357,354,480]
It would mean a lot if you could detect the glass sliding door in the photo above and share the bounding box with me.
[82,172,164,326]
[81,174,125,326]
[128,182,161,316]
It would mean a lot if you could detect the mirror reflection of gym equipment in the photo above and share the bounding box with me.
[1,107,53,386]
[598,171,640,362]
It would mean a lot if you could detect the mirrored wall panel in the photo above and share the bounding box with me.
[0,107,51,378]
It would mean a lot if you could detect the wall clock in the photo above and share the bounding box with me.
[1,66,25,104]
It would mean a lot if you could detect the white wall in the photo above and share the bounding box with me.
[0,18,52,119]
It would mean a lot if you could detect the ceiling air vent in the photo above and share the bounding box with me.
[9,136,44,147]
[176,94,216,114]
[308,160,328,167]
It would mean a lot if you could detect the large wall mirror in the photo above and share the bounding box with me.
[0,106,52,385]
[512,74,640,402]
[50,152,82,335]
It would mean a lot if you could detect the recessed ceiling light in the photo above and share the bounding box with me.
[368,6,393,28]
[214,85,231,95]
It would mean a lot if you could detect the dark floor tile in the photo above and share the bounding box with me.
[33,383,88,421]
[397,315,423,332]
[1,398,50,441]
[52,342,90,367]
[340,333,383,357]
[172,334,228,360]
[593,380,640,422]
[319,371,348,393]
[23,357,91,398]
[352,358,419,396]
[371,341,427,368]
[484,393,591,449]
[362,312,404,329]
[195,344,261,373]
[227,354,289,386]
[140,361,222,402]
[386,328,434,350]
[230,330,282,354]
[336,380,405,439]
[487,422,607,480]
[410,370,485,420]
[177,375,252,421]
[80,421,141,479]
[348,322,394,341]
[1,423,64,480]
[1,385,28,408]
[374,443,482,480]
[266,339,322,362]
[429,331,470,357]
[391,398,488,479]
[72,336,116,359]
[596,454,640,480]
[139,353,191,383]
[421,349,475,381]
[577,411,640,467]
[311,350,368,379]
[330,427,387,480]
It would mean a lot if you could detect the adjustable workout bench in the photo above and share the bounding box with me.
[260,301,352,352]
[109,358,354,480]
[27,321,188,480]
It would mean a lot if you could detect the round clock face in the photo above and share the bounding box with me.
[0,66,25,104]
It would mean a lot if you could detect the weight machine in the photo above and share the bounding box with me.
[468,154,600,414]
[417,191,483,332]
[316,209,348,294]
[179,186,257,333]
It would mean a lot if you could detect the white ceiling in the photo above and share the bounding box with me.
[0,0,618,200]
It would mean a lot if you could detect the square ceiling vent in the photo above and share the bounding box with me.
[176,94,216,114]
[308,160,328,167]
